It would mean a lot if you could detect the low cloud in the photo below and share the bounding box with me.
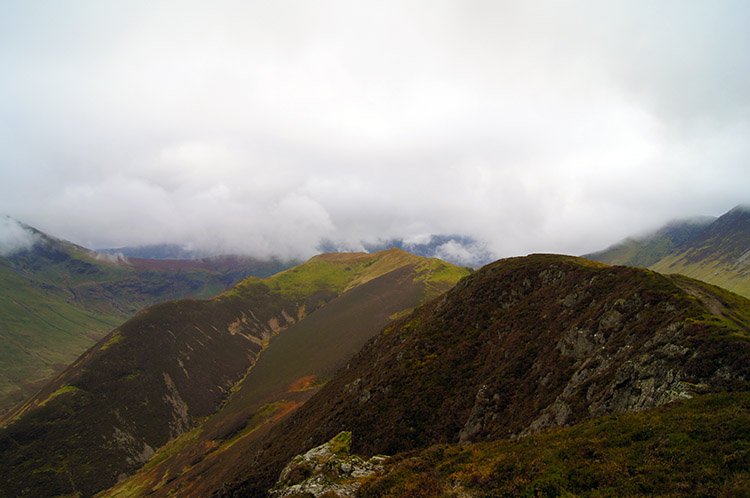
[0,217,39,256]
[0,2,748,260]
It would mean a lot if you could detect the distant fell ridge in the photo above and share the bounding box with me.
[0,249,470,498]
[319,234,494,267]
[650,205,750,298]
[99,243,216,260]
[219,254,750,497]
[586,205,750,298]
[583,216,715,267]
[0,218,291,414]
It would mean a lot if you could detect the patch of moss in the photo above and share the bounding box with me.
[38,385,81,408]
[100,331,123,351]
[329,431,352,455]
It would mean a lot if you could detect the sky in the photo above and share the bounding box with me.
[1,1,748,262]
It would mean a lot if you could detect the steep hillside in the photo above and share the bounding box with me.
[0,249,469,498]
[584,216,714,267]
[219,254,750,497]
[0,220,290,413]
[651,205,750,298]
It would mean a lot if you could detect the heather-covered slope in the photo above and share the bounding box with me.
[355,390,750,497]
[0,249,469,498]
[650,205,750,298]
[0,221,290,413]
[221,254,750,497]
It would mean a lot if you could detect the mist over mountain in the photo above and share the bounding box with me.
[318,234,493,267]
[587,205,750,299]
[2,2,750,495]
[99,243,217,260]
[583,216,716,267]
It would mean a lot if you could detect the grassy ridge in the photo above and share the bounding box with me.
[96,253,471,498]
[359,391,750,497]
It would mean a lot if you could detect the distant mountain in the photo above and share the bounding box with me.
[99,243,215,260]
[320,234,494,267]
[102,254,749,498]
[584,216,715,267]
[0,218,293,414]
[585,205,750,299]
[650,205,750,298]
[0,249,470,498]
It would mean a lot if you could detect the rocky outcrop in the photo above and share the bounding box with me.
[270,432,386,498]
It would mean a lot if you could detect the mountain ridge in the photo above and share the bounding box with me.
[0,249,470,497]
[215,253,750,497]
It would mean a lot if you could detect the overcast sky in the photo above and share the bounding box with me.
[1,1,748,261]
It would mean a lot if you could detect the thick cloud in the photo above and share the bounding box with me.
[1,1,748,260]
[0,217,38,256]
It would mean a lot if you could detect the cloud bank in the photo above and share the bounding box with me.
[1,1,748,260]
[0,217,39,256]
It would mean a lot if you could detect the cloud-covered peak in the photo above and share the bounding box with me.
[0,217,39,256]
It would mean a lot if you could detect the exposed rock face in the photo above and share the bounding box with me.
[270,432,385,498]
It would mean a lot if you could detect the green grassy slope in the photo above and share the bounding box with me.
[220,254,750,497]
[0,231,291,414]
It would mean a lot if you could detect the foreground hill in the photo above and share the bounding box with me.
[214,254,750,497]
[585,205,749,299]
[0,249,469,497]
[354,390,749,497]
[0,219,290,413]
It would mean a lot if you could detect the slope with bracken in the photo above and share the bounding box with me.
[216,254,750,497]
[0,249,470,498]
[0,219,291,414]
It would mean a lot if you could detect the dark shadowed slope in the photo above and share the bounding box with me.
[219,254,750,497]
[0,249,469,498]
